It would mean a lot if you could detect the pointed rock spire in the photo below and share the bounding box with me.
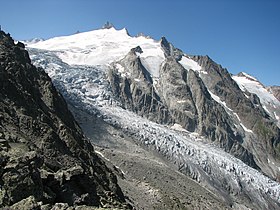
[102,21,114,29]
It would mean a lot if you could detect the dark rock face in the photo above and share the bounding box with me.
[108,38,280,180]
[0,30,129,209]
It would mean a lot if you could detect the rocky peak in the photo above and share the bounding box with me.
[119,46,152,84]
[237,72,259,83]
[160,36,183,61]
[102,21,114,29]
[130,45,143,55]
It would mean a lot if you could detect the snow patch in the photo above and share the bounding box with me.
[232,73,280,126]
[176,100,187,104]
[95,150,110,162]
[240,123,253,133]
[233,113,253,133]
[275,112,279,120]
[232,74,280,106]
[209,91,233,112]
[170,123,188,132]
[179,56,202,71]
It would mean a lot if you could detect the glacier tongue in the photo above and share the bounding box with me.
[28,48,280,209]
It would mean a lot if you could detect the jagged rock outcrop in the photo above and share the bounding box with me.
[102,21,114,29]
[0,30,130,209]
[108,47,170,124]
[160,37,183,61]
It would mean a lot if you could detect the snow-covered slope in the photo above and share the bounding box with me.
[233,72,280,127]
[28,27,165,78]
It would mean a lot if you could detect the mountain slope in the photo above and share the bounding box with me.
[27,26,280,209]
[0,30,130,209]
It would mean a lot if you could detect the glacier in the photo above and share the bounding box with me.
[26,27,280,209]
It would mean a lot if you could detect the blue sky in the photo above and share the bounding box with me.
[1,0,279,86]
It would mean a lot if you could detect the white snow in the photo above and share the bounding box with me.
[179,56,203,72]
[240,72,258,81]
[176,100,187,104]
[233,113,253,133]
[209,91,233,112]
[28,27,165,78]
[232,73,280,126]
[240,123,253,133]
[275,112,279,120]
[95,151,110,162]
[232,73,280,106]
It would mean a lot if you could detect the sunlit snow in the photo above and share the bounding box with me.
[28,27,165,78]
[179,55,203,72]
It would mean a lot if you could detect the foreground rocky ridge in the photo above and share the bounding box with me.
[0,30,129,209]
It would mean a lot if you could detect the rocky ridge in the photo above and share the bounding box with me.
[109,40,280,180]
[0,30,130,209]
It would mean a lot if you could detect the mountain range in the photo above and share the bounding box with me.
[1,24,280,209]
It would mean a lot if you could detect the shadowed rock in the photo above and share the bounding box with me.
[0,30,130,209]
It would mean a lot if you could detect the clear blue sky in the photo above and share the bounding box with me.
[1,0,279,86]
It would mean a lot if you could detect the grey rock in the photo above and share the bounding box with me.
[109,47,259,170]
[160,37,183,61]
[108,47,170,124]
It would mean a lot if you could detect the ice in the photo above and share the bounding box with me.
[178,55,208,76]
